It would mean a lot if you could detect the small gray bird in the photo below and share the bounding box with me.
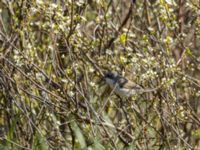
[104,72,157,97]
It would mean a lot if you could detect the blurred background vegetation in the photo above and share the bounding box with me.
[0,0,200,149]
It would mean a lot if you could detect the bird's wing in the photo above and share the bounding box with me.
[118,77,142,89]
[125,81,142,89]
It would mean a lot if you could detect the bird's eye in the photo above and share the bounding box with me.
[105,73,113,78]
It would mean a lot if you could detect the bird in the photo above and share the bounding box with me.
[104,71,157,97]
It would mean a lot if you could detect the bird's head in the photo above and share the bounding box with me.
[104,71,118,80]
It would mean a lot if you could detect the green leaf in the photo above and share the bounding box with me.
[71,122,87,149]
[92,139,105,150]
[192,129,200,138]
[185,47,192,55]
[32,132,48,150]
[120,33,127,46]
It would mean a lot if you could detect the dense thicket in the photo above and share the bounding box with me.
[0,0,200,149]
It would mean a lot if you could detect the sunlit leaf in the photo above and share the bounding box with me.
[120,33,127,46]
